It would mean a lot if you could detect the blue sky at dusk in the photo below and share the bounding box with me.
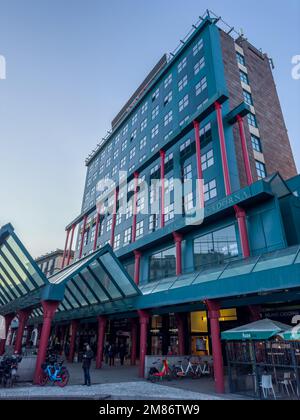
[0,0,299,257]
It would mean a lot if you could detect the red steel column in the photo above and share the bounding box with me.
[173,232,183,276]
[93,213,101,251]
[33,301,59,384]
[96,316,107,369]
[79,215,88,259]
[193,120,205,209]
[68,319,79,363]
[215,102,232,196]
[0,313,14,355]
[160,150,166,228]
[130,319,138,366]
[234,205,251,258]
[62,229,71,269]
[132,172,139,243]
[67,224,76,266]
[110,188,119,249]
[237,115,253,186]
[206,300,225,394]
[15,309,31,354]
[138,311,150,378]
[175,313,185,356]
[133,250,142,285]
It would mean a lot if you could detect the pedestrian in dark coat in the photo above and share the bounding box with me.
[82,344,94,386]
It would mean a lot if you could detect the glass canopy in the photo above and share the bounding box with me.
[139,245,300,296]
[0,224,48,310]
[48,245,141,312]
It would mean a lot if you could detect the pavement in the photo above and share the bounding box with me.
[0,361,250,400]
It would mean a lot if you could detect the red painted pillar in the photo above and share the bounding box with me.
[79,215,88,259]
[33,301,59,384]
[62,229,71,269]
[0,313,14,355]
[215,102,232,196]
[132,172,139,243]
[133,250,142,285]
[206,300,225,394]
[175,313,185,356]
[160,150,166,228]
[193,120,205,209]
[67,224,76,266]
[93,213,101,251]
[110,188,119,249]
[173,232,183,276]
[96,316,107,369]
[15,309,31,354]
[234,205,250,258]
[68,320,79,363]
[237,115,253,186]
[138,311,150,378]
[130,319,138,366]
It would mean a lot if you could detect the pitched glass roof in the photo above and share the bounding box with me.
[48,245,141,311]
[0,224,48,311]
[139,245,300,295]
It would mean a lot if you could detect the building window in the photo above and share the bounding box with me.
[164,91,173,106]
[184,192,194,212]
[132,114,138,126]
[240,70,249,85]
[130,129,137,142]
[140,136,147,150]
[193,38,204,56]
[112,165,118,176]
[183,163,193,180]
[142,102,148,114]
[194,225,239,270]
[165,203,175,223]
[106,157,111,168]
[114,234,121,250]
[164,74,172,89]
[149,214,159,233]
[120,156,127,168]
[149,246,176,282]
[106,218,112,232]
[204,179,217,202]
[248,113,258,128]
[123,124,128,136]
[116,213,122,226]
[141,118,147,131]
[121,140,128,152]
[195,77,208,96]
[178,57,187,73]
[180,138,192,156]
[243,90,253,106]
[124,228,132,246]
[136,221,144,239]
[130,147,136,160]
[151,124,159,139]
[179,94,189,112]
[201,149,214,171]
[255,160,267,179]
[178,75,188,92]
[114,149,119,160]
[236,52,245,66]
[164,110,173,126]
[125,203,133,220]
[251,135,262,153]
[152,88,159,102]
[200,122,212,143]
[194,57,205,75]
[152,105,159,120]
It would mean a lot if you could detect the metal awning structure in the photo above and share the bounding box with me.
[0,224,49,316]
[42,245,142,320]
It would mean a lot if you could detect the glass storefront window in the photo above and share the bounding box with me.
[149,246,176,282]
[193,225,239,271]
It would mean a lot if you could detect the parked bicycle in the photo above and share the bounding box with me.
[173,357,212,379]
[148,359,172,383]
[0,353,22,388]
[39,354,69,387]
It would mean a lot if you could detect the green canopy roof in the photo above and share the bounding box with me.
[221,319,291,341]
[0,224,49,315]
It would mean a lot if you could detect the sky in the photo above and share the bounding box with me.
[0,0,299,258]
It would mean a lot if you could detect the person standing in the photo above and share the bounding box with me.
[108,343,115,367]
[82,343,94,386]
[119,343,126,366]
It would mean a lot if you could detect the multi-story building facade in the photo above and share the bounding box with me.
[36,250,74,278]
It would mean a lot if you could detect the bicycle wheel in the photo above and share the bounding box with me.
[56,368,69,388]
[39,371,48,386]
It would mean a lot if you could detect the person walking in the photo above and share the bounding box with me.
[108,343,115,367]
[82,343,94,386]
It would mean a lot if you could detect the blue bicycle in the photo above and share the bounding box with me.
[39,355,69,387]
